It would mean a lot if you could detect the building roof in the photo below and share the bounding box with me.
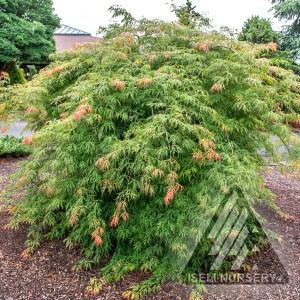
[54,35,100,52]
[53,25,100,52]
[54,25,91,35]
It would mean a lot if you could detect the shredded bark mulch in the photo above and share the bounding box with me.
[0,158,299,300]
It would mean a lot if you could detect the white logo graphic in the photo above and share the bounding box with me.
[208,196,251,271]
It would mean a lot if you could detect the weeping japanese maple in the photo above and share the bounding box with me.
[0,15,300,299]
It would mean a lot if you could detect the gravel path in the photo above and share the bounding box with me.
[0,158,299,300]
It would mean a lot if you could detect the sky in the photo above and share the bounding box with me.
[52,0,287,36]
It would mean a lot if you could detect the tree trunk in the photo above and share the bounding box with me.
[0,62,14,73]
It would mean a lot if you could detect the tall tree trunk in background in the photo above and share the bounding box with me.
[0,62,14,73]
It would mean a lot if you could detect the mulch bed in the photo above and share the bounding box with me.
[0,158,299,300]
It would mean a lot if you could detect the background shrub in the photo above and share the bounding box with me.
[0,135,32,157]
[8,63,27,85]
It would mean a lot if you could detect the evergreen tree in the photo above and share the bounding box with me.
[238,16,278,44]
[0,7,300,299]
[271,0,300,58]
[8,63,26,85]
[239,15,300,74]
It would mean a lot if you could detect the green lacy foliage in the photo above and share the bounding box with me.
[0,19,300,298]
[268,50,300,75]
[8,64,26,85]
[238,14,299,75]
[0,71,10,88]
[0,135,32,157]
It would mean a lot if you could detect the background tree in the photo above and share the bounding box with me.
[238,15,278,44]
[170,0,211,28]
[0,0,60,72]
[238,15,300,74]
[98,5,136,38]
[98,1,211,38]
[271,0,300,58]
